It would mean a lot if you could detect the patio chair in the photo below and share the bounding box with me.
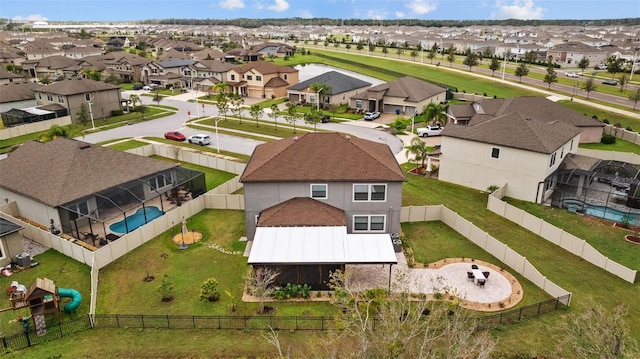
[467,272,475,281]
[471,264,479,270]
[478,280,486,288]
[483,271,490,280]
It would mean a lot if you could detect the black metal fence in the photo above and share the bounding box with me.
[1,294,570,352]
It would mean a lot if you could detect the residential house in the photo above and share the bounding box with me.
[22,55,79,81]
[0,81,39,113]
[142,58,196,88]
[0,217,23,267]
[253,42,296,58]
[287,71,371,107]
[225,48,261,63]
[100,53,152,83]
[349,76,447,116]
[446,97,604,143]
[0,45,26,66]
[0,67,25,85]
[33,77,121,123]
[547,42,608,67]
[21,41,64,60]
[438,112,583,203]
[189,60,237,91]
[226,61,299,99]
[241,132,404,287]
[63,45,103,59]
[0,138,206,245]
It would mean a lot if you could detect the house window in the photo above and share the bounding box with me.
[491,147,500,159]
[231,74,236,81]
[353,184,386,202]
[284,74,288,80]
[247,75,252,80]
[256,75,262,81]
[38,93,42,99]
[550,152,556,167]
[353,215,386,232]
[149,175,167,190]
[571,139,574,150]
[58,95,64,103]
[310,184,327,199]
[47,94,53,101]
[85,93,91,101]
[560,147,564,158]
[309,94,316,103]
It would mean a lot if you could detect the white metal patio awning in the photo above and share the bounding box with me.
[247,226,397,265]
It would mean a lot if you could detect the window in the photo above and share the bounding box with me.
[491,147,500,159]
[355,100,363,109]
[256,75,262,81]
[570,139,574,151]
[310,184,327,199]
[85,93,91,101]
[230,74,236,81]
[560,147,564,159]
[149,175,167,190]
[247,75,252,80]
[549,152,556,167]
[353,184,386,201]
[353,215,385,232]
[58,95,64,103]
[284,74,288,80]
[46,94,53,101]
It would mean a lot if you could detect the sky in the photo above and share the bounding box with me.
[3,0,639,22]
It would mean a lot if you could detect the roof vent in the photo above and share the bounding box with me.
[345,135,351,141]
[79,144,91,149]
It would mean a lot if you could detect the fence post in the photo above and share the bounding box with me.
[89,314,95,329]
[518,307,523,321]
[25,331,31,348]
[116,314,120,328]
[218,316,221,329]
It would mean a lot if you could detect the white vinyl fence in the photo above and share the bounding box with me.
[487,190,638,284]
[400,205,572,302]
[0,116,72,140]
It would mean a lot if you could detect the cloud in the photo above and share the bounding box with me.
[406,0,437,15]
[218,0,245,10]
[300,9,313,19]
[267,0,289,12]
[12,14,48,22]
[492,0,544,20]
[395,11,405,18]
[367,9,389,20]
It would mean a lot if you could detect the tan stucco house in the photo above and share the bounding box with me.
[226,61,299,99]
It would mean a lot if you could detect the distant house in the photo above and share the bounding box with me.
[253,42,296,58]
[438,112,583,203]
[286,71,371,107]
[547,42,608,67]
[349,76,447,116]
[240,132,404,287]
[142,58,196,88]
[106,36,130,49]
[22,55,79,82]
[0,67,25,85]
[446,97,604,143]
[0,138,206,245]
[33,77,121,123]
[226,61,299,99]
[0,217,23,267]
[225,48,261,63]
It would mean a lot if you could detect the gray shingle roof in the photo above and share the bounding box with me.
[0,82,40,104]
[361,76,446,103]
[240,132,406,183]
[0,138,177,207]
[0,217,22,236]
[34,77,119,96]
[287,71,370,95]
[156,58,196,68]
[442,112,582,154]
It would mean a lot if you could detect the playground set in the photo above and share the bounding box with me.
[6,278,82,336]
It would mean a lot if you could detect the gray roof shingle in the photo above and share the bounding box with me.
[287,71,371,94]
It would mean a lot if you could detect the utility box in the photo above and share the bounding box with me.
[391,233,402,253]
[16,252,31,268]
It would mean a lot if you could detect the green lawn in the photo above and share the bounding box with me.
[150,155,237,191]
[580,137,640,154]
[560,99,640,132]
[104,139,149,151]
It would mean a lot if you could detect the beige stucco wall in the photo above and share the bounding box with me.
[0,189,61,230]
[439,135,579,202]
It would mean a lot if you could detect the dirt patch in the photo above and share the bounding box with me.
[172,231,203,245]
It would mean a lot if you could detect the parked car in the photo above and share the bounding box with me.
[321,115,330,123]
[566,72,579,78]
[143,84,158,91]
[595,64,607,70]
[416,125,444,137]
[187,134,211,146]
[364,111,380,120]
[164,131,186,141]
[602,79,618,86]
[132,83,144,90]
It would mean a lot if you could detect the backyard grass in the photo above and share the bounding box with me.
[150,155,237,191]
[580,137,640,155]
[559,99,640,132]
[104,139,149,151]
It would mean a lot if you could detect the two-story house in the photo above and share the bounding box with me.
[240,132,404,287]
[226,61,299,99]
[34,77,121,123]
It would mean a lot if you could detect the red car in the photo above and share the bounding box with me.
[164,131,186,141]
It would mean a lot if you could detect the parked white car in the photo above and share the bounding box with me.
[416,125,444,137]
[187,134,211,146]
[364,111,380,120]
[566,72,579,78]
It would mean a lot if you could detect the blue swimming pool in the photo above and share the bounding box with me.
[109,206,164,234]
[562,200,639,225]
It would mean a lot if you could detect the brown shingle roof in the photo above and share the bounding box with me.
[258,197,346,227]
[34,77,119,96]
[442,113,582,154]
[232,60,298,75]
[364,76,446,103]
[240,132,406,183]
[0,82,40,103]
[0,138,177,207]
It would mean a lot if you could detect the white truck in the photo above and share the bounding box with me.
[416,125,444,137]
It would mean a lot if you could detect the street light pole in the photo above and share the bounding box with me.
[87,94,95,130]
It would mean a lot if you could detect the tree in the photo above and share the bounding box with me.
[249,104,264,127]
[406,136,430,170]
[463,52,479,71]
[285,102,299,133]
[523,50,538,64]
[40,124,83,142]
[489,57,501,76]
[309,82,331,110]
[152,88,162,106]
[606,56,624,78]
[214,83,230,121]
[382,46,388,57]
[244,266,280,314]
[410,49,418,61]
[269,103,279,131]
[76,103,90,127]
[356,42,364,53]
[583,77,597,99]
[4,63,21,74]
[565,303,639,358]
[40,76,52,85]
[423,102,448,126]
[628,87,640,110]
[304,107,322,132]
[229,93,245,124]
[543,56,558,89]
[157,274,174,302]
[514,62,529,82]
[368,43,375,53]
[482,47,494,60]
[619,73,628,92]
[427,47,436,64]
[199,278,220,302]
[578,57,590,73]
[446,44,456,67]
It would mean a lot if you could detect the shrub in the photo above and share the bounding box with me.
[626,127,633,131]
[157,274,174,302]
[603,119,610,124]
[600,134,616,144]
[200,278,221,302]
[111,109,124,116]
[271,283,312,300]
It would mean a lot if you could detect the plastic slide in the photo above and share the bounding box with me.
[58,288,82,313]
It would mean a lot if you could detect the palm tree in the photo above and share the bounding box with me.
[309,82,331,110]
[423,103,448,126]
[405,137,430,172]
[39,124,83,142]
